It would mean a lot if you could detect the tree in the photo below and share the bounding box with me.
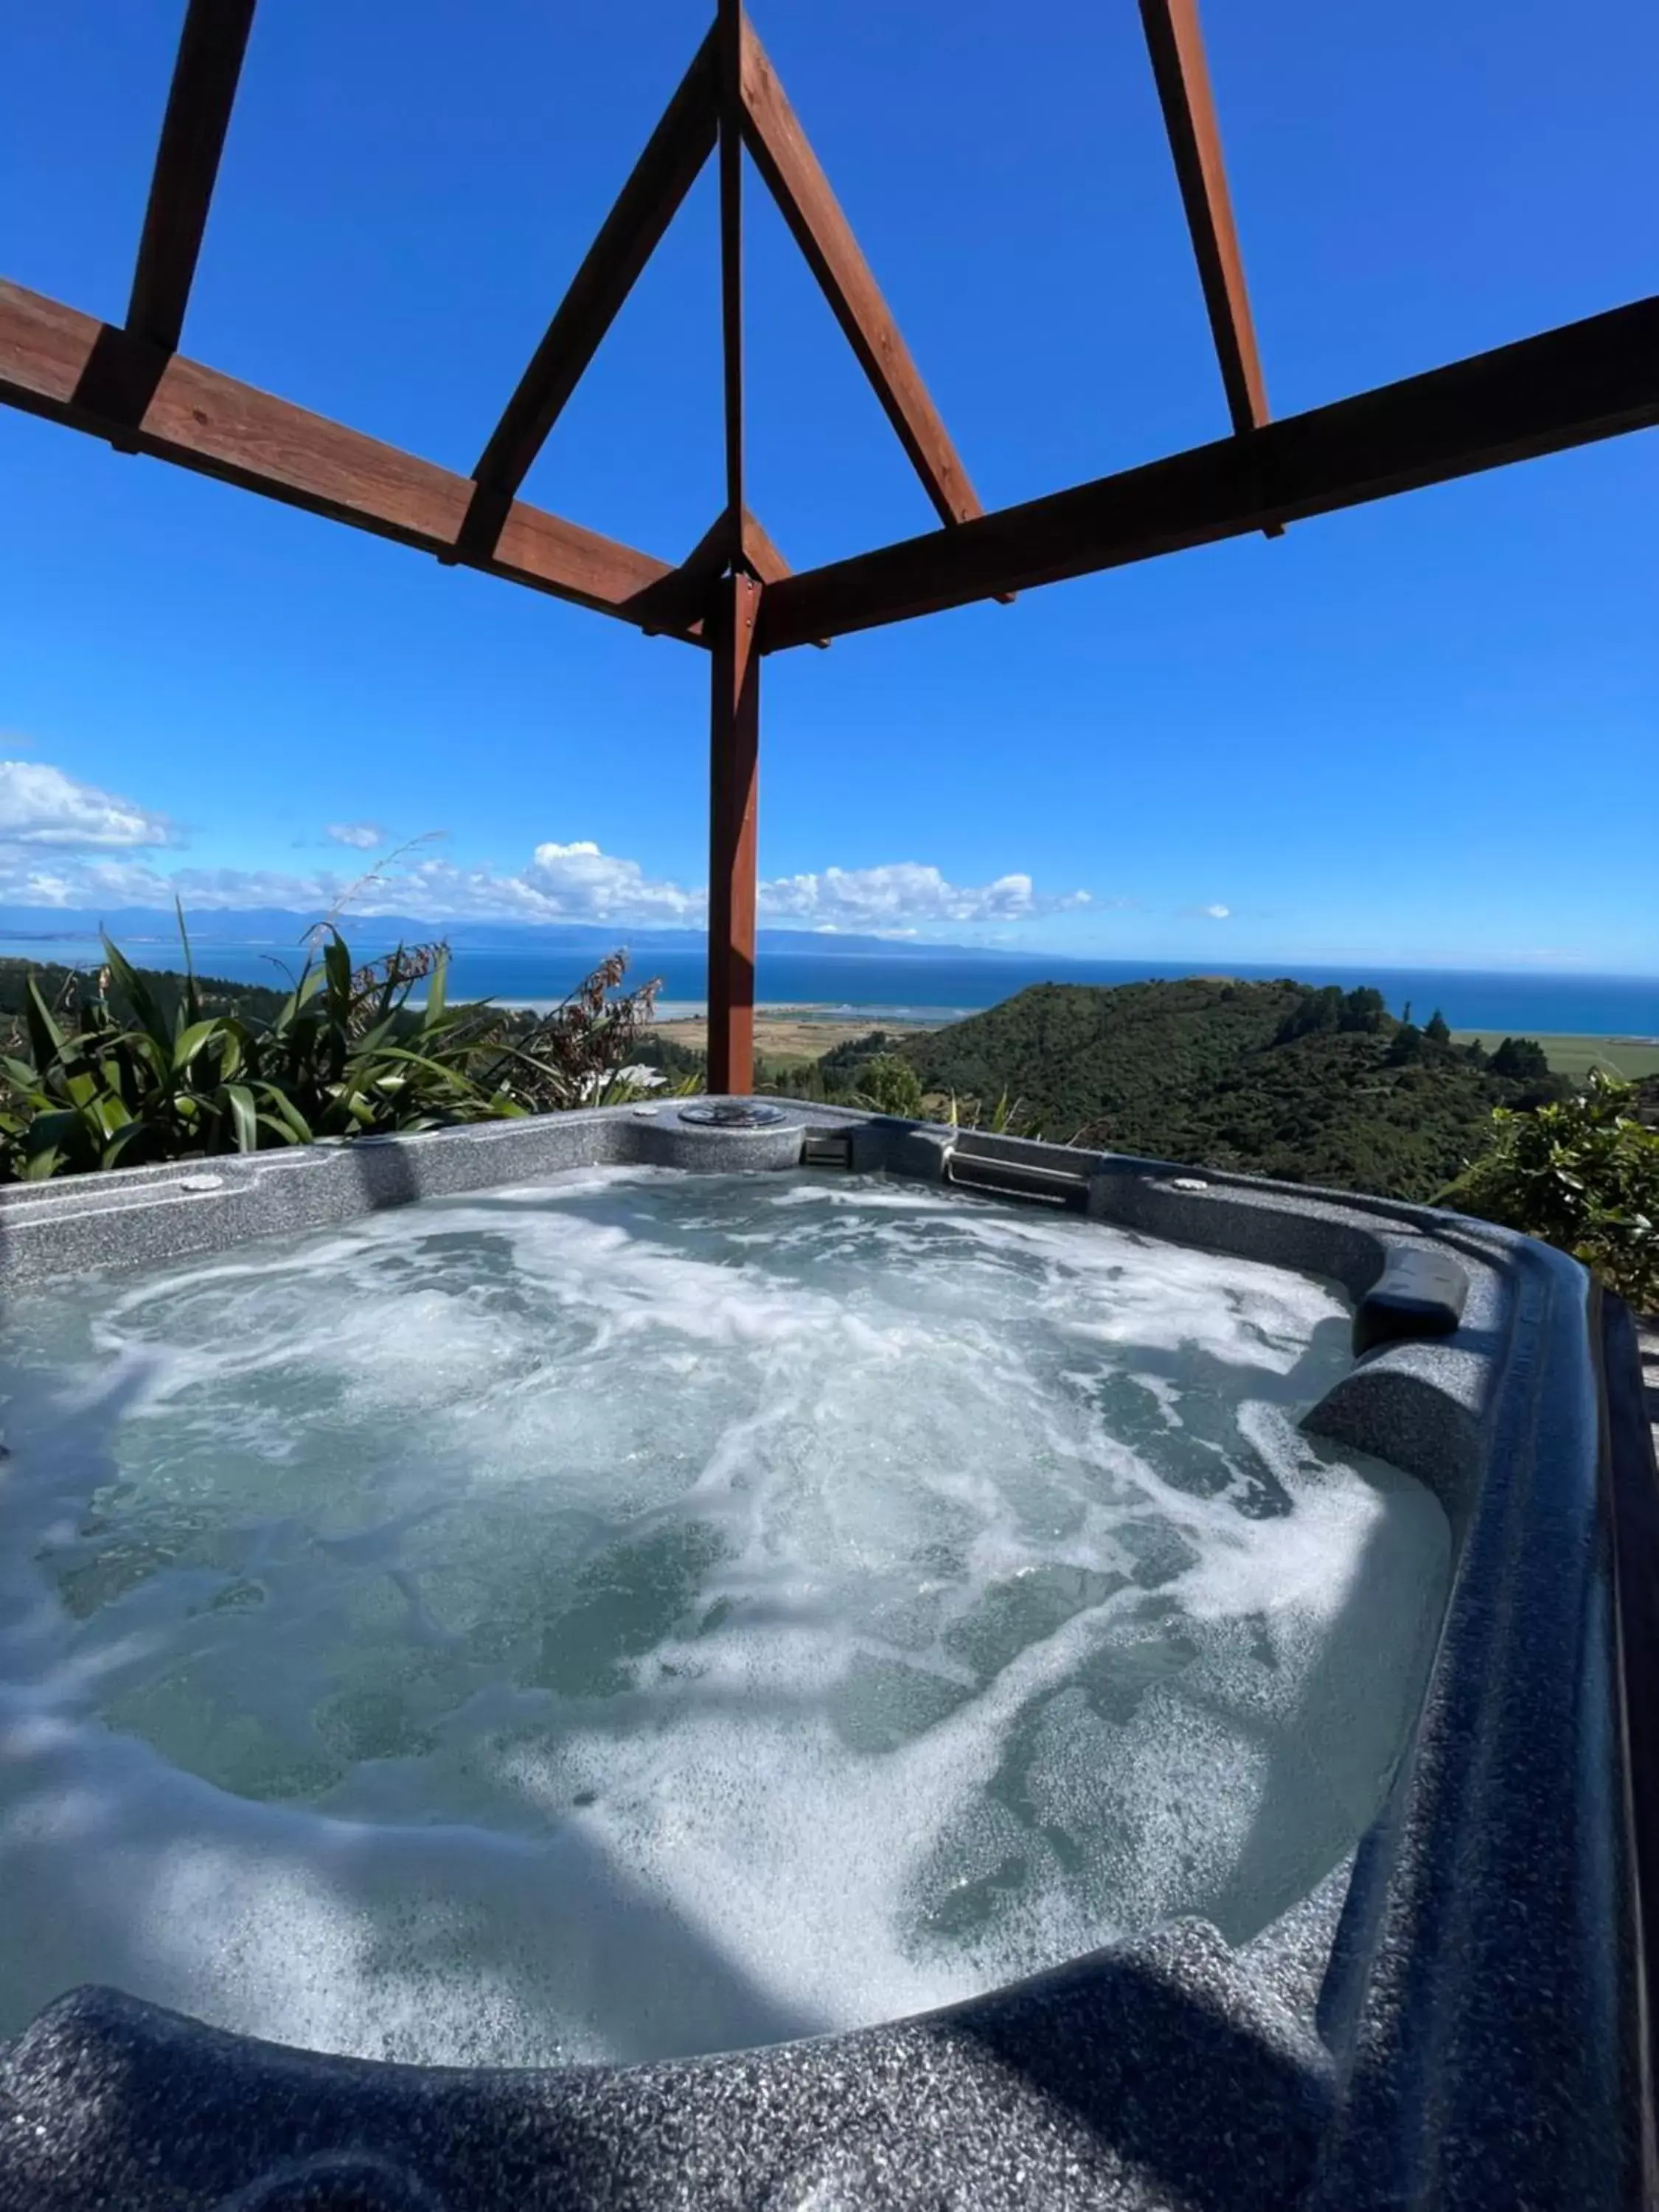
[1275,984,1344,1043]
[1425,1009,1453,1046]
[1490,1036,1551,1081]
[1386,1023,1426,1065]
[1340,987,1388,1033]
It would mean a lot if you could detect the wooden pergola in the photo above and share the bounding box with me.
[4,0,1656,1092]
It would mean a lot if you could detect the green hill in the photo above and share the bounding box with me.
[0,956,291,1028]
[895,978,1567,1204]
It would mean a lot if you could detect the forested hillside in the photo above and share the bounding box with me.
[0,956,290,1026]
[894,978,1567,1203]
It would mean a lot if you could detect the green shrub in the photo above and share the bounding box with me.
[0,929,674,1184]
[855,1054,925,1119]
[1438,1071,1659,1311]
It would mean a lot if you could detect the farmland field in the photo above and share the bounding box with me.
[1453,1032,1659,1079]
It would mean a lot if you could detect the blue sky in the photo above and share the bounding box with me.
[1,0,1655,971]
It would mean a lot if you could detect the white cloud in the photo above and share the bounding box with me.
[0,759,1099,937]
[0,844,1099,936]
[757,863,1091,931]
[0,760,175,849]
[523,841,701,922]
[1190,902,1231,920]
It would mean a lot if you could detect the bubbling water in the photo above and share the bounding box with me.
[0,1168,1450,2065]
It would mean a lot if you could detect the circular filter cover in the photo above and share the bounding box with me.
[678,1101,793,1130]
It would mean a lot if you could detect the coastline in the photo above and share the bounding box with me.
[627,1007,1659,1076]
[647,1007,944,1061]
[5,938,1655,1051]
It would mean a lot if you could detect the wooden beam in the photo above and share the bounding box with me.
[626,501,807,640]
[707,571,763,1096]
[742,508,830,648]
[126,0,257,356]
[470,27,718,504]
[0,277,700,635]
[758,294,1659,650]
[740,506,789,584]
[630,507,731,636]
[1138,0,1268,437]
[737,11,984,532]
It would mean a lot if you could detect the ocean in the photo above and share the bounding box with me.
[4,937,1655,1038]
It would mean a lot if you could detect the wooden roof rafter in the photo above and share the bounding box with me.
[462,0,995,600]
[736,11,981,534]
[1137,0,1283,539]
[128,0,257,358]
[73,0,257,439]
[455,4,844,614]
[10,0,1000,646]
[0,279,705,634]
[1138,0,1269,440]
[734,8,1014,602]
[759,295,1659,650]
[462,25,720,559]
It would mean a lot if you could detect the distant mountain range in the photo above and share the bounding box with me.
[0,907,1016,963]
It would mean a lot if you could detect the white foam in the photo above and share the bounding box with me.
[0,1168,1450,2065]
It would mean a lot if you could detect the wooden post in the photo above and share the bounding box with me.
[706,570,762,1094]
[705,0,759,1097]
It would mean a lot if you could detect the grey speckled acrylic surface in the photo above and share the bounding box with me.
[0,1107,1647,2209]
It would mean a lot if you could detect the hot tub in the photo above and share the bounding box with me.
[0,1102,1650,2211]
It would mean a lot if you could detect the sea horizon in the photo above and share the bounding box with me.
[4,936,1655,1040]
